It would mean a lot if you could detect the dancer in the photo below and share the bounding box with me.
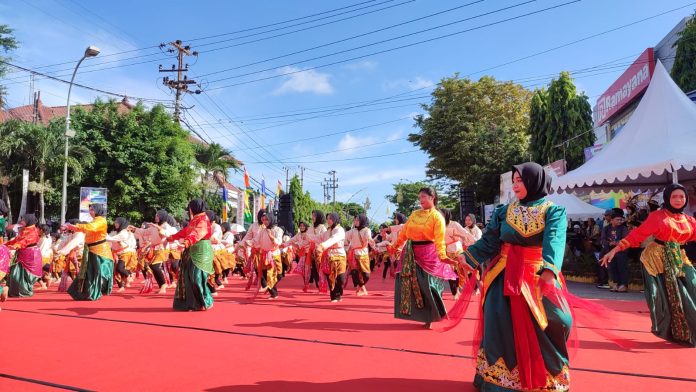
[66,204,115,301]
[107,217,137,292]
[307,210,328,293]
[221,222,236,284]
[130,210,173,294]
[373,224,392,281]
[168,199,214,311]
[388,212,408,277]
[166,215,182,286]
[255,213,283,299]
[463,213,483,246]
[461,162,571,391]
[285,221,312,292]
[240,209,269,291]
[346,213,373,296]
[38,224,54,289]
[316,212,346,302]
[392,189,457,329]
[602,183,696,347]
[0,200,8,243]
[5,214,43,297]
[210,213,227,289]
[442,209,475,299]
[54,220,84,290]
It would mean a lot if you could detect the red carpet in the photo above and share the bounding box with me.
[1,274,694,391]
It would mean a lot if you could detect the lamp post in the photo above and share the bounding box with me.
[60,46,100,224]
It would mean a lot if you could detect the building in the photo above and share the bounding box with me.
[589,17,691,156]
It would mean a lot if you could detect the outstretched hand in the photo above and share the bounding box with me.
[456,255,475,273]
[600,249,616,267]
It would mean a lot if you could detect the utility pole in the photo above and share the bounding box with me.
[283,166,290,192]
[160,40,200,123]
[321,181,328,205]
[297,165,306,189]
[324,170,337,209]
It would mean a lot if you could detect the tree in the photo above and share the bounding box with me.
[194,142,239,195]
[19,121,94,223]
[672,13,696,93]
[0,24,18,107]
[409,75,532,202]
[386,180,458,217]
[69,100,201,222]
[289,175,312,232]
[527,72,594,170]
[0,119,26,222]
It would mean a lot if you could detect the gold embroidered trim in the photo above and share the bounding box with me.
[506,201,553,238]
[462,248,480,267]
[476,349,570,391]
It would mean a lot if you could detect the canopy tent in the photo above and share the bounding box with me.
[546,192,606,221]
[554,60,696,194]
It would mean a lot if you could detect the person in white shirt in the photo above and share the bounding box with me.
[284,221,312,292]
[316,212,347,302]
[210,213,226,289]
[442,209,476,299]
[37,224,54,289]
[462,213,483,246]
[220,222,236,284]
[239,209,268,291]
[253,212,284,299]
[55,220,85,291]
[307,210,328,293]
[107,217,137,292]
[345,214,374,296]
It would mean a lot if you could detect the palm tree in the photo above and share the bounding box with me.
[194,142,239,194]
[0,119,27,222]
[21,120,95,223]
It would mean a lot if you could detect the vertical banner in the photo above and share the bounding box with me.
[79,187,108,222]
[221,186,229,222]
[17,169,29,223]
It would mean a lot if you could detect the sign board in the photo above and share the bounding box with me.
[584,144,604,162]
[595,48,655,125]
[79,187,107,222]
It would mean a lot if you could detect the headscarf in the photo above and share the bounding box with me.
[155,209,169,225]
[114,217,129,231]
[355,213,369,230]
[221,222,231,233]
[188,199,207,215]
[22,213,38,226]
[166,215,180,229]
[312,210,326,227]
[512,162,551,204]
[205,210,216,223]
[466,213,477,228]
[393,212,408,225]
[327,212,341,229]
[90,203,106,217]
[663,183,689,214]
[298,221,308,233]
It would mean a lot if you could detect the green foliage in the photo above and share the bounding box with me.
[672,14,696,93]
[68,100,199,223]
[409,75,532,202]
[194,142,239,193]
[527,72,594,170]
[0,24,18,106]
[289,175,313,232]
[385,180,459,218]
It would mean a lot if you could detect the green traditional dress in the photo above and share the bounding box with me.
[171,212,214,311]
[67,217,114,301]
[463,199,572,391]
[614,208,696,347]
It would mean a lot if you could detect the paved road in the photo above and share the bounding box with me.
[567,281,644,301]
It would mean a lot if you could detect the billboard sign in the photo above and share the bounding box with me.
[79,187,108,222]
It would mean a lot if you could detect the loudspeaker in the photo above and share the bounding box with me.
[459,187,476,218]
[278,194,294,236]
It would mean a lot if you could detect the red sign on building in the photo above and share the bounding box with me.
[595,48,655,125]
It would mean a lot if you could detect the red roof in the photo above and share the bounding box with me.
[0,97,133,126]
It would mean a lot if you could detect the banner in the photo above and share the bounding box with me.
[221,186,229,222]
[79,187,108,222]
[17,169,29,223]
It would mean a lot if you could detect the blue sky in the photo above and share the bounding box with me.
[1,0,694,223]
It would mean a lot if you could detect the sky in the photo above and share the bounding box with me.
[1,0,694,223]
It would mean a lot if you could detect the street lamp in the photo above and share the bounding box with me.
[60,46,100,224]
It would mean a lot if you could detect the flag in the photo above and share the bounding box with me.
[260,176,266,209]
[221,186,229,222]
[276,180,282,196]
[260,193,265,210]
[243,167,250,188]
[243,190,252,224]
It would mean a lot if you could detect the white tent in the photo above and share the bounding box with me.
[554,60,696,194]
[546,193,605,221]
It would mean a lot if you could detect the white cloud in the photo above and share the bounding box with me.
[343,60,378,72]
[387,129,403,141]
[273,66,334,95]
[341,168,425,186]
[337,133,378,151]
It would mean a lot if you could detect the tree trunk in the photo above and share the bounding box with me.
[2,184,12,223]
[39,168,45,224]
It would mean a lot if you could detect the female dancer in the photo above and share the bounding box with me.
[107,217,136,292]
[463,213,483,246]
[54,220,84,290]
[38,224,54,289]
[346,213,373,296]
[220,222,236,284]
[442,209,475,299]
[240,209,269,291]
[210,213,226,289]
[387,212,408,277]
[285,221,312,292]
[66,204,114,301]
[602,183,696,347]
[316,212,346,302]
[461,162,571,391]
[308,210,328,293]
[255,213,284,299]
[392,189,457,329]
[167,199,214,311]
[5,214,43,297]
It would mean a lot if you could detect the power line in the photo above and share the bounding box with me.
[206,0,580,91]
[245,149,421,164]
[204,0,538,84]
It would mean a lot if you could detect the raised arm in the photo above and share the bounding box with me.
[541,205,567,278]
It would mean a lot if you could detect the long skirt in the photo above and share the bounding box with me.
[474,271,572,391]
[393,241,455,323]
[174,241,214,311]
[67,252,114,301]
[8,247,43,298]
[642,264,696,347]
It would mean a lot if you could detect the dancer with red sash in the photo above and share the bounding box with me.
[307,210,328,293]
[460,163,571,391]
[316,212,346,302]
[4,214,43,297]
[602,183,696,347]
[346,213,373,296]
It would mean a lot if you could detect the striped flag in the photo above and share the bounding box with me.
[243,167,250,188]
[221,186,229,222]
[277,180,282,196]
[260,176,266,209]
